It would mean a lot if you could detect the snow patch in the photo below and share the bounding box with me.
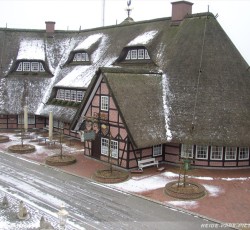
[17,39,45,60]
[127,30,158,46]
[167,200,199,209]
[203,184,223,197]
[74,33,103,50]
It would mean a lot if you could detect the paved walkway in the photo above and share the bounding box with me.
[1,132,250,229]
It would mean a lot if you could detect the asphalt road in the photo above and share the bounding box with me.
[0,152,231,230]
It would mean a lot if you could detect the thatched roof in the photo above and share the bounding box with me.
[0,12,249,147]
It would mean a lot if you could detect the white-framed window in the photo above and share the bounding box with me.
[211,146,223,160]
[225,147,237,160]
[239,147,249,160]
[131,50,137,59]
[101,96,109,111]
[195,145,208,159]
[31,62,39,72]
[23,62,30,71]
[18,114,35,125]
[73,52,89,62]
[125,50,131,60]
[53,119,64,129]
[59,89,65,100]
[145,50,150,59]
[181,144,193,158]
[17,63,22,71]
[153,144,162,156]
[138,49,144,59]
[101,138,118,159]
[101,138,109,156]
[111,140,118,158]
[71,90,76,102]
[40,63,45,72]
[77,91,83,102]
[65,90,71,101]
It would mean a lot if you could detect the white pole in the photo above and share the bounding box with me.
[102,0,105,26]
[24,106,28,133]
[49,111,53,141]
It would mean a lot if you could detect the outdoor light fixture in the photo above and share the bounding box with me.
[57,204,68,229]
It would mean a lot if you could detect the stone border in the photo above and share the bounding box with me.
[164,181,206,200]
[8,144,36,154]
[0,135,10,143]
[93,169,130,184]
[45,155,77,166]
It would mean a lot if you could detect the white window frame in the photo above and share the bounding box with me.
[195,145,208,160]
[211,146,223,160]
[138,49,144,59]
[77,91,83,102]
[40,63,45,72]
[111,140,118,159]
[17,63,22,71]
[31,62,39,72]
[70,90,77,102]
[153,144,162,157]
[101,96,109,111]
[225,147,237,160]
[101,138,109,156]
[181,144,193,158]
[145,49,150,59]
[239,147,249,160]
[23,62,30,71]
[65,90,71,101]
[131,50,137,59]
[125,50,131,60]
[59,89,65,100]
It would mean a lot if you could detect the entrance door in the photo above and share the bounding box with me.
[91,135,101,159]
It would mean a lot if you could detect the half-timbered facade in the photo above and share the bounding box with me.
[0,1,250,169]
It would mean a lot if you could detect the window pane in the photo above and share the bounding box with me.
[101,96,109,111]
[71,90,76,101]
[145,50,150,59]
[28,115,35,124]
[65,90,71,101]
[138,49,144,59]
[59,89,65,100]
[101,138,109,156]
[40,63,45,72]
[31,62,39,72]
[77,91,83,102]
[211,146,223,160]
[239,147,249,160]
[125,50,131,60]
[111,140,118,158]
[131,50,137,59]
[17,63,22,71]
[225,147,237,160]
[153,144,162,156]
[181,144,193,158]
[23,62,30,71]
[196,145,208,159]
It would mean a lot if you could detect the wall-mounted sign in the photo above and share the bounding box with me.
[78,130,96,142]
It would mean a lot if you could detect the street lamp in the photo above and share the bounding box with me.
[57,204,68,229]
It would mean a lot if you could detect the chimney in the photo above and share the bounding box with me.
[45,21,55,37]
[171,1,193,21]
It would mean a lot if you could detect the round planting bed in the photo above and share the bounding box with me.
[0,135,10,143]
[165,181,206,200]
[93,169,129,183]
[45,155,76,166]
[8,144,36,154]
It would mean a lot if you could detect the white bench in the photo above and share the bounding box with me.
[138,158,158,171]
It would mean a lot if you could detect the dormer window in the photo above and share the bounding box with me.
[125,48,150,60]
[73,52,89,62]
[16,61,45,72]
[56,89,84,102]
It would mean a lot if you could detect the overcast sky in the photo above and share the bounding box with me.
[0,0,249,65]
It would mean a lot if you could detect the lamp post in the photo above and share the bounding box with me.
[57,204,68,230]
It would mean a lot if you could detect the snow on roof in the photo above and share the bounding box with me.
[17,39,45,60]
[73,33,103,51]
[127,30,158,46]
[55,66,91,88]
